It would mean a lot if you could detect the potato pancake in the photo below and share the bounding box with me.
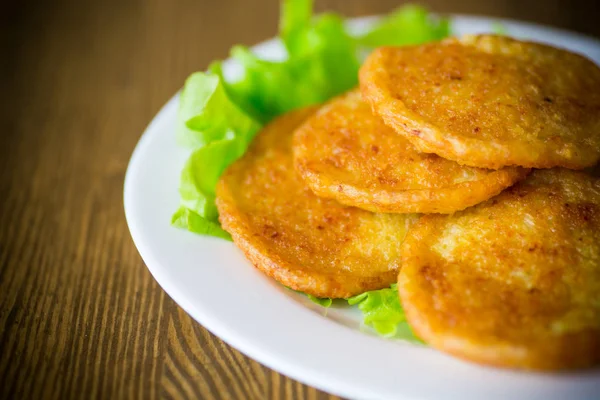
[360,35,600,169]
[293,90,528,213]
[216,107,418,298]
[399,168,600,370]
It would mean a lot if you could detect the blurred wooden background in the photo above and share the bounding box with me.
[1,0,598,399]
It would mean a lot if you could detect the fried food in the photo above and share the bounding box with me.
[216,107,418,299]
[398,168,600,370]
[360,34,600,169]
[293,90,528,213]
[584,162,600,178]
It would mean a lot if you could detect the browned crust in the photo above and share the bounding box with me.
[293,90,528,213]
[295,162,528,214]
[216,107,416,298]
[398,169,600,370]
[360,35,600,169]
[217,188,398,299]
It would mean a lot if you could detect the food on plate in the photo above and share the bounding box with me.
[216,107,419,299]
[172,0,600,371]
[293,89,529,213]
[398,168,600,370]
[360,34,600,169]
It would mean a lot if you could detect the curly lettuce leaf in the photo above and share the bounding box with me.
[173,69,261,230]
[226,9,358,121]
[287,286,333,307]
[179,137,249,221]
[357,4,450,47]
[295,284,421,342]
[280,0,313,53]
[348,284,422,342]
[307,294,333,307]
[177,72,261,148]
[226,46,324,122]
[171,207,232,240]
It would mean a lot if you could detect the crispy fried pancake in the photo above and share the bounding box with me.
[399,168,600,370]
[360,35,600,169]
[216,107,418,298]
[293,90,528,213]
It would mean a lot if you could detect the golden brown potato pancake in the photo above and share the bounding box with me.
[399,168,600,370]
[360,35,600,169]
[216,107,418,298]
[293,90,528,213]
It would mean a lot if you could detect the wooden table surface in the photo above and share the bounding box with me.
[1,0,598,399]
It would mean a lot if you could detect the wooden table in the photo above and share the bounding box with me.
[1,1,598,398]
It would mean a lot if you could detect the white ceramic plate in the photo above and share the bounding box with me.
[124,15,600,400]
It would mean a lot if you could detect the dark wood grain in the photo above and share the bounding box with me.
[1,0,598,399]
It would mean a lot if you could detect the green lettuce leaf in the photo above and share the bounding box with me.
[287,286,333,308]
[173,69,262,229]
[356,4,450,47]
[226,46,323,122]
[226,7,359,121]
[307,294,333,308]
[280,0,313,53]
[348,284,422,342]
[176,72,261,148]
[179,137,249,221]
[171,207,232,240]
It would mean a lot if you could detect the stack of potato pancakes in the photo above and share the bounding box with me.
[216,35,600,371]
